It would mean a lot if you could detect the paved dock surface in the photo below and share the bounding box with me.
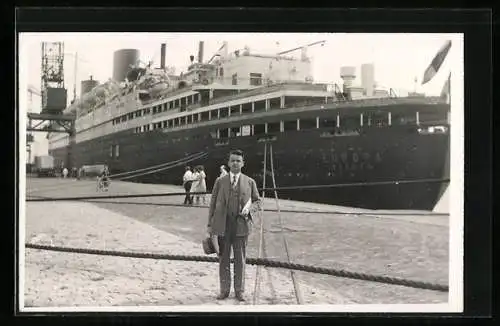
[24,178,449,307]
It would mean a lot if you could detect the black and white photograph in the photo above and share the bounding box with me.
[18,31,464,313]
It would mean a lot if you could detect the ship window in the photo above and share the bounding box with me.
[114,144,120,158]
[254,100,266,112]
[193,114,198,123]
[230,106,239,116]
[250,73,262,86]
[109,146,113,157]
[300,118,317,130]
[232,73,238,85]
[254,124,266,135]
[220,107,229,118]
[368,111,388,127]
[241,103,252,115]
[283,120,297,131]
[419,110,447,125]
[319,117,337,129]
[267,122,280,133]
[229,127,241,137]
[201,111,209,122]
[219,128,229,138]
[162,121,168,128]
[187,115,192,124]
[391,112,417,125]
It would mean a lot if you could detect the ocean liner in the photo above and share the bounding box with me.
[48,40,450,210]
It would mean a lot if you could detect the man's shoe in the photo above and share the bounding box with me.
[235,292,246,302]
[216,293,229,300]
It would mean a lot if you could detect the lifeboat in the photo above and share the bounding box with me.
[126,67,147,82]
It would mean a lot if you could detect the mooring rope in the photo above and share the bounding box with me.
[41,198,447,217]
[25,243,448,292]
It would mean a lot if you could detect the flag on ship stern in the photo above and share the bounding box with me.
[422,40,452,85]
[440,71,451,100]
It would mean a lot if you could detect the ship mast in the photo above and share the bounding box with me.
[73,52,78,103]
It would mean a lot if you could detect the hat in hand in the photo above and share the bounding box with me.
[202,237,216,255]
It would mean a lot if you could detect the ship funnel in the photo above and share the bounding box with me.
[340,66,356,93]
[160,43,166,69]
[198,41,204,63]
[361,63,375,96]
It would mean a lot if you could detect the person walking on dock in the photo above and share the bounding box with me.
[206,149,262,302]
[191,165,207,205]
[182,166,194,205]
[190,166,201,204]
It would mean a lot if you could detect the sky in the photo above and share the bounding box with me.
[19,32,463,159]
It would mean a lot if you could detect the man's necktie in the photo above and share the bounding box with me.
[232,175,237,189]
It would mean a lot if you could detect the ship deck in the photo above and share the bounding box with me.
[23,177,449,309]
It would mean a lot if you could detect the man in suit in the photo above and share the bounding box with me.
[207,149,262,302]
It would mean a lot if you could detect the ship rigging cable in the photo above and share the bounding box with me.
[252,142,267,305]
[117,152,209,180]
[27,152,207,195]
[26,177,449,203]
[269,143,304,304]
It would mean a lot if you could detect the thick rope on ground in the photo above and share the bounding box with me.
[25,243,449,293]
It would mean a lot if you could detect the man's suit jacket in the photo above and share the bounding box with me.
[207,173,262,237]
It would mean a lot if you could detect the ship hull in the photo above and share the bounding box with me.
[49,125,449,210]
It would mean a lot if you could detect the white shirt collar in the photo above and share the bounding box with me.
[229,171,241,182]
